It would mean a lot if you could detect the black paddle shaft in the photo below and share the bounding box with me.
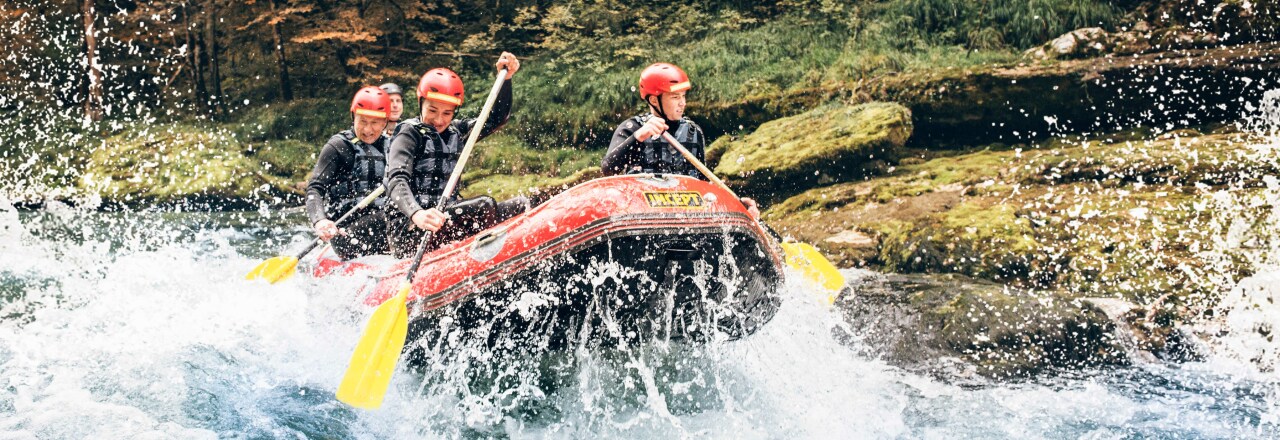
[404,230,433,284]
[292,185,385,260]
[403,194,455,284]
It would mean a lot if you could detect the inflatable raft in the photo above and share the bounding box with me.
[314,174,785,349]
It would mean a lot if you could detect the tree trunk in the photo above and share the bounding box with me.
[269,0,293,101]
[183,1,208,111]
[83,0,103,121]
[204,0,222,115]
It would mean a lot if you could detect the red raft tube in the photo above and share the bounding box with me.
[314,173,785,350]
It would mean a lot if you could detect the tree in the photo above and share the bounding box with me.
[83,0,103,121]
[205,0,223,114]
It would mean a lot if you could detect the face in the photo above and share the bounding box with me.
[649,90,687,120]
[423,101,458,133]
[388,95,404,121]
[353,113,387,144]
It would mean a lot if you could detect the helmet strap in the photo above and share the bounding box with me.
[647,95,672,124]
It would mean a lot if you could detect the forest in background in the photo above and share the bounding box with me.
[2,0,1277,197]
[0,1,1145,133]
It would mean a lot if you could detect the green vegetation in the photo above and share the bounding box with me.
[461,134,604,199]
[769,131,1279,306]
[80,123,270,202]
[708,102,912,200]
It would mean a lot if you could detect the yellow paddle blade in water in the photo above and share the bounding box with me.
[244,256,299,284]
[780,242,847,304]
[336,282,410,409]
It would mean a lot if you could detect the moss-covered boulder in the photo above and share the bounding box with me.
[708,102,912,201]
[79,123,307,206]
[770,129,1279,306]
[839,273,1125,378]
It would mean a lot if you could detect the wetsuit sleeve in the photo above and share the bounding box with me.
[601,120,642,176]
[305,138,349,226]
[456,79,512,141]
[385,128,425,218]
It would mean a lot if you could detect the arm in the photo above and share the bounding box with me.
[601,120,641,175]
[456,79,513,141]
[384,128,425,218]
[305,138,348,226]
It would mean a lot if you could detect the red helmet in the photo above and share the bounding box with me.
[417,68,465,107]
[638,63,691,100]
[350,86,391,119]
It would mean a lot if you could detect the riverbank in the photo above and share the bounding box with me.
[6,12,1280,376]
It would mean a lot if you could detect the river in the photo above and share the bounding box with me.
[0,202,1276,438]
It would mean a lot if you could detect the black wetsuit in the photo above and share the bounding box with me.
[602,113,706,179]
[383,79,529,258]
[305,130,390,260]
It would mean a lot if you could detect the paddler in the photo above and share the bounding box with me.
[384,52,531,258]
[305,86,393,260]
[379,82,405,136]
[602,62,761,219]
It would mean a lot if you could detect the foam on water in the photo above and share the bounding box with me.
[0,200,1277,438]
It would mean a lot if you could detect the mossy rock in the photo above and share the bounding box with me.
[838,273,1124,378]
[871,200,1055,285]
[709,102,912,201]
[79,123,278,204]
[249,138,315,179]
[771,129,1277,306]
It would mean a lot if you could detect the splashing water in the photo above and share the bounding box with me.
[1199,89,1280,379]
[0,200,1276,438]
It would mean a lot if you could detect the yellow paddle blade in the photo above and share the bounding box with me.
[337,282,411,409]
[780,242,847,304]
[245,256,299,283]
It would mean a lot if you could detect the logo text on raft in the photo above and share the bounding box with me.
[644,191,704,208]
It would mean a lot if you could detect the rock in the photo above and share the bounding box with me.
[79,123,285,207]
[889,42,1280,147]
[709,102,912,202]
[1034,27,1111,60]
[837,273,1126,378]
[825,229,875,247]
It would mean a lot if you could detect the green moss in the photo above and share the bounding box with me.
[712,102,912,200]
[80,123,267,202]
[229,98,347,143]
[250,139,315,179]
[769,128,1278,308]
[461,134,603,200]
[873,199,1048,283]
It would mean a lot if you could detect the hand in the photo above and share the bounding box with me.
[314,219,341,241]
[495,52,520,79]
[741,197,761,221]
[411,208,450,232]
[634,117,668,142]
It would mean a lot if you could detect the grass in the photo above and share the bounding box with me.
[507,0,1122,148]
[461,133,603,199]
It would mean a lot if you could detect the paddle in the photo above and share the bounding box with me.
[245,185,386,284]
[336,67,508,409]
[659,132,847,302]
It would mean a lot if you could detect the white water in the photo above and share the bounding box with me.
[0,203,1276,439]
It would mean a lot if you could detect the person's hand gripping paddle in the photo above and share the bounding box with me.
[245,186,386,284]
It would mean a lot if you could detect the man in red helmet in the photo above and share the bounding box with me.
[305,86,393,259]
[603,62,760,219]
[384,52,530,257]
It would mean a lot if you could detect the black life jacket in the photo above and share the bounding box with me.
[403,117,461,209]
[634,115,702,177]
[326,130,387,214]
